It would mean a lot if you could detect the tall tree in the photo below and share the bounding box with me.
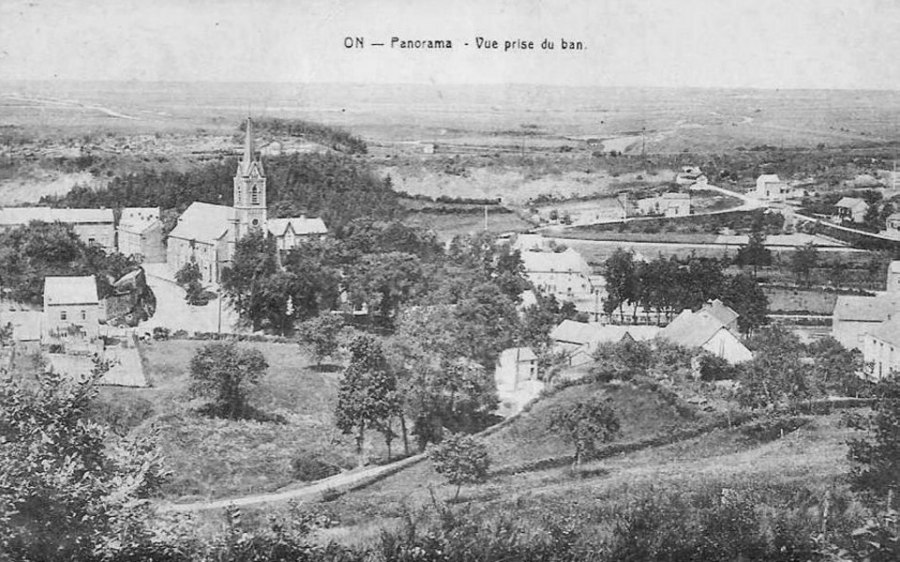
[604,249,637,321]
[722,273,769,336]
[735,230,772,277]
[548,395,621,468]
[221,230,279,331]
[429,433,491,501]
[790,242,819,287]
[345,252,424,325]
[189,341,269,419]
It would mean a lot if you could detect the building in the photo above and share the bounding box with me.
[861,316,900,381]
[755,174,787,200]
[657,301,752,364]
[267,216,328,252]
[703,298,740,332]
[675,166,703,185]
[885,212,900,234]
[42,275,101,343]
[887,261,900,294]
[832,261,900,350]
[660,192,691,217]
[0,207,115,250]
[833,197,869,224]
[495,347,538,391]
[550,319,659,366]
[117,207,165,262]
[521,248,596,303]
[166,118,325,284]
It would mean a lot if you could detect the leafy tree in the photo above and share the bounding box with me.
[734,230,771,277]
[548,395,620,468]
[590,339,655,381]
[806,336,868,397]
[221,230,279,330]
[345,252,424,325]
[736,327,814,409]
[335,335,400,465]
[189,341,269,420]
[722,273,769,335]
[847,377,900,501]
[0,362,168,561]
[175,260,208,305]
[604,249,637,321]
[296,314,345,366]
[790,242,819,287]
[428,433,491,501]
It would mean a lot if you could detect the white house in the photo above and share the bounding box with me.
[550,319,659,366]
[117,207,165,263]
[886,212,900,234]
[495,347,538,392]
[521,248,596,304]
[833,197,869,224]
[862,316,900,381]
[755,174,787,200]
[657,301,752,364]
[42,275,101,343]
[0,207,115,250]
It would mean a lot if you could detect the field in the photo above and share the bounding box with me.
[92,339,393,502]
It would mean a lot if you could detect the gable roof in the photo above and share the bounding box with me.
[658,308,728,348]
[44,275,98,306]
[168,202,234,244]
[870,316,900,347]
[833,294,898,323]
[835,197,868,211]
[267,216,327,237]
[704,299,739,327]
[500,347,537,363]
[521,248,590,274]
[118,207,161,234]
[757,174,781,183]
[0,207,113,226]
[550,320,658,347]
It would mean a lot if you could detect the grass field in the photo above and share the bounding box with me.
[402,209,533,241]
[92,339,395,502]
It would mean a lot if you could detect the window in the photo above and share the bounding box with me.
[60,310,67,321]
[251,186,260,205]
[80,310,86,321]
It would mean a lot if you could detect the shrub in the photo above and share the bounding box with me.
[291,455,341,482]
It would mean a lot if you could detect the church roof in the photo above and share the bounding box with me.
[168,202,234,245]
[267,216,328,237]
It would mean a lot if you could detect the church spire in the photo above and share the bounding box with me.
[243,117,253,168]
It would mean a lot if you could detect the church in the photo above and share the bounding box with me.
[166,119,326,284]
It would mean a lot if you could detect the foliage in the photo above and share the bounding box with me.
[290,454,341,482]
[428,433,491,500]
[547,394,620,467]
[603,248,637,320]
[175,260,209,305]
[0,362,169,562]
[737,326,815,409]
[591,339,655,381]
[241,116,367,154]
[345,251,425,325]
[847,377,900,500]
[791,241,821,287]
[0,221,139,305]
[722,272,769,335]
[735,215,773,276]
[807,337,868,397]
[189,341,269,420]
[335,335,401,465]
[296,314,345,366]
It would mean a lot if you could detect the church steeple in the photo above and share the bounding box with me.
[232,117,267,238]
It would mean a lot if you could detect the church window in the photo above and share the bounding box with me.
[251,186,260,205]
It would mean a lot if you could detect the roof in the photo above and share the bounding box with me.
[833,294,899,323]
[118,207,161,234]
[835,197,869,211]
[2,310,41,341]
[887,213,900,222]
[500,347,537,362]
[521,248,590,274]
[0,207,114,226]
[550,320,658,346]
[658,308,728,348]
[890,261,900,274]
[168,202,234,244]
[267,216,328,237]
[662,192,690,200]
[757,174,782,183]
[870,316,900,347]
[44,275,98,305]
[238,118,264,177]
[704,299,739,327]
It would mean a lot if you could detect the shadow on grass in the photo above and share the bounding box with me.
[310,363,342,373]
[195,402,288,424]
[568,466,611,480]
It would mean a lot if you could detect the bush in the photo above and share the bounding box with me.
[291,454,341,482]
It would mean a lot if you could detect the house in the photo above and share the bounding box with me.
[512,233,548,253]
[703,298,740,332]
[550,319,659,366]
[861,316,900,381]
[42,275,101,343]
[660,192,691,217]
[495,347,538,392]
[832,261,900,350]
[885,212,900,233]
[833,197,869,224]
[888,261,900,294]
[521,248,596,303]
[657,302,752,364]
[0,207,115,250]
[117,207,165,262]
[755,174,787,200]
[0,309,42,354]
[266,216,328,252]
[675,166,703,185]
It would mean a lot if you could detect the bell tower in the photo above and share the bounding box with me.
[232,117,267,240]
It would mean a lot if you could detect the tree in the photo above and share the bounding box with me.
[220,230,279,330]
[807,336,867,397]
[590,339,654,381]
[0,361,168,561]
[847,377,900,501]
[734,230,771,277]
[189,341,269,420]
[736,327,815,409]
[790,242,819,287]
[429,433,491,501]
[335,335,400,465]
[604,249,637,321]
[722,273,769,336]
[548,395,620,468]
[345,252,424,325]
[296,314,345,366]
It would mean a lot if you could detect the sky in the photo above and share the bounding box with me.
[1,0,900,89]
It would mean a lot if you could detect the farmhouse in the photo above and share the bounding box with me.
[42,275,101,344]
[755,174,787,200]
[657,301,751,364]
[833,197,869,224]
[521,248,596,303]
[861,316,900,381]
[117,207,165,263]
[0,207,115,250]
